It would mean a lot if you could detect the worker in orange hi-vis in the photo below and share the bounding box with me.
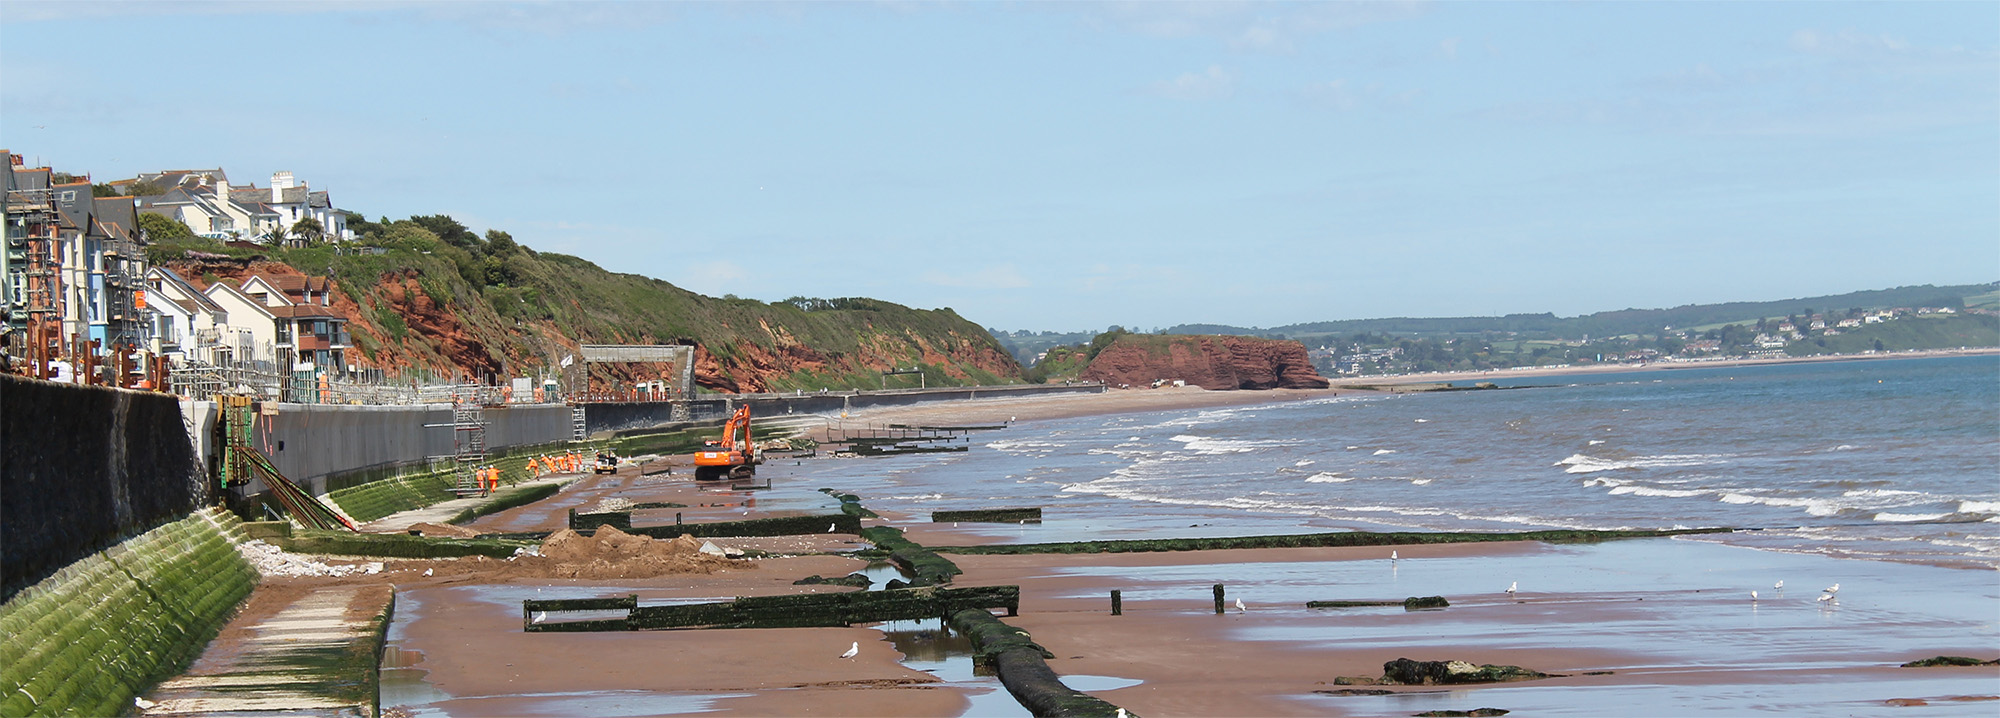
[487,466,501,494]
[530,455,546,476]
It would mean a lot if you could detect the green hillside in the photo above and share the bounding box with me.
[146,216,1022,392]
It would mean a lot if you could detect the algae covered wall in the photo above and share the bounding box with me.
[1,375,208,601]
[0,509,258,717]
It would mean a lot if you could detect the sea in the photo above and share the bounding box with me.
[799,354,2000,570]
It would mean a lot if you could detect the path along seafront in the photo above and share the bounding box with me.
[163,354,1997,717]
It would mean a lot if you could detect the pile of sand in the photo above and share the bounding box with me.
[529,526,746,579]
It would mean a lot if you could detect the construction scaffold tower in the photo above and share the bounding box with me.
[452,389,488,496]
[4,184,65,378]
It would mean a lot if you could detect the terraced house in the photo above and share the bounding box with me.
[202,273,350,370]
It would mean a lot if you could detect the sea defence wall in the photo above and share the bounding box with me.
[1,375,208,600]
[200,401,574,496]
[1,375,260,717]
[584,383,1106,435]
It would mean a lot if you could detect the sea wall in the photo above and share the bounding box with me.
[584,383,1106,435]
[212,401,573,496]
[0,510,258,717]
[1,375,208,600]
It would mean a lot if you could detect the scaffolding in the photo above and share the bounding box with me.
[4,186,65,377]
[451,389,488,496]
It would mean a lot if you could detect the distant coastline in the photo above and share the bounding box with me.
[1340,346,1999,386]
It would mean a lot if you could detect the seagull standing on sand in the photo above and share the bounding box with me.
[1774,580,1784,591]
[1750,591,1758,602]
[1817,593,1835,605]
[827,523,836,533]
[1235,598,1247,613]
[840,641,859,659]
[1824,583,1840,595]
[1391,550,1398,562]
[423,568,433,577]
[1506,581,1518,596]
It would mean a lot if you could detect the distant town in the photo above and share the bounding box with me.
[1305,305,1994,377]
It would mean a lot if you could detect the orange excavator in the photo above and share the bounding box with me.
[693,405,758,481]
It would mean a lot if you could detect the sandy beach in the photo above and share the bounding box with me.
[256,380,1998,717]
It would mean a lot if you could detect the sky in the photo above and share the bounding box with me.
[4,1,1995,333]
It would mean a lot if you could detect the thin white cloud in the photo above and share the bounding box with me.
[921,264,1030,290]
[1149,65,1236,101]
[7,1,678,35]
[1077,1,1428,53]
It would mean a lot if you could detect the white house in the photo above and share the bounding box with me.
[144,267,240,365]
[205,273,351,369]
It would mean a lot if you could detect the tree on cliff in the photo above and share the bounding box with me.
[137,213,198,244]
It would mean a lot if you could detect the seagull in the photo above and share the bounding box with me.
[532,611,547,624]
[1116,710,1126,718]
[1235,597,1247,613]
[1774,580,1784,591]
[1391,550,1398,561]
[1817,593,1834,605]
[423,568,433,577]
[1506,581,1518,596]
[839,641,859,659]
[1751,590,1759,602]
[1823,583,1840,595]
[827,523,836,533]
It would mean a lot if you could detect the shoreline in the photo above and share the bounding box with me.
[1338,346,1997,386]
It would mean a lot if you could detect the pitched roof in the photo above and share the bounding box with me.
[148,267,227,314]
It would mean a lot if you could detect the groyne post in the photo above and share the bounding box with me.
[1213,584,1225,615]
[1111,590,1122,616]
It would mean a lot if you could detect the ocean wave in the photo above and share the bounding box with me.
[1720,492,1844,516]
[1304,472,1351,483]
[1959,500,2000,514]
[1411,478,1433,485]
[1372,449,1397,456]
[986,440,1066,451]
[1827,444,1859,452]
[1414,419,1430,423]
[1170,434,1298,454]
[1295,459,1315,467]
[1874,512,1951,523]
[1588,440,1606,445]
[1607,485,1708,498]
[887,493,945,501]
[1556,452,1729,474]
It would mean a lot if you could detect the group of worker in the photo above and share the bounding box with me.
[474,465,504,496]
[527,452,586,476]
[467,452,596,497]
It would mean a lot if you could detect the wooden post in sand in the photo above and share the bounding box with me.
[1213,584,1225,614]
[1111,590,1122,616]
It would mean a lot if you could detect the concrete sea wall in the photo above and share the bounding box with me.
[218,401,573,496]
[0,509,257,717]
[2,375,208,601]
[585,383,1106,435]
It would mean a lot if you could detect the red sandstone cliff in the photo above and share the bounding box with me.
[1081,334,1330,390]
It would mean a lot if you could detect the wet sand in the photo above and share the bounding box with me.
[336,386,2000,716]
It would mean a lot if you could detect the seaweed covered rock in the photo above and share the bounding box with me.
[1403,595,1450,610]
[1900,656,1999,668]
[1382,658,1553,685]
[793,573,873,588]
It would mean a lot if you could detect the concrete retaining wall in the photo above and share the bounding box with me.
[213,401,573,496]
[584,383,1106,435]
[1,375,208,601]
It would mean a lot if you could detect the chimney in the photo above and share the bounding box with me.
[271,171,294,202]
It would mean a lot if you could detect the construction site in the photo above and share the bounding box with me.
[0,340,1106,717]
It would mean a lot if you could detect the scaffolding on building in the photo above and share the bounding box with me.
[3,186,66,378]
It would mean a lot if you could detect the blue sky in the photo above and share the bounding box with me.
[4,1,1994,332]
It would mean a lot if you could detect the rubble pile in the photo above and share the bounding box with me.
[237,540,384,578]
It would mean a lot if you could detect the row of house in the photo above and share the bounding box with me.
[2,151,150,369]
[146,268,350,370]
[4,150,351,381]
[114,168,355,245]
